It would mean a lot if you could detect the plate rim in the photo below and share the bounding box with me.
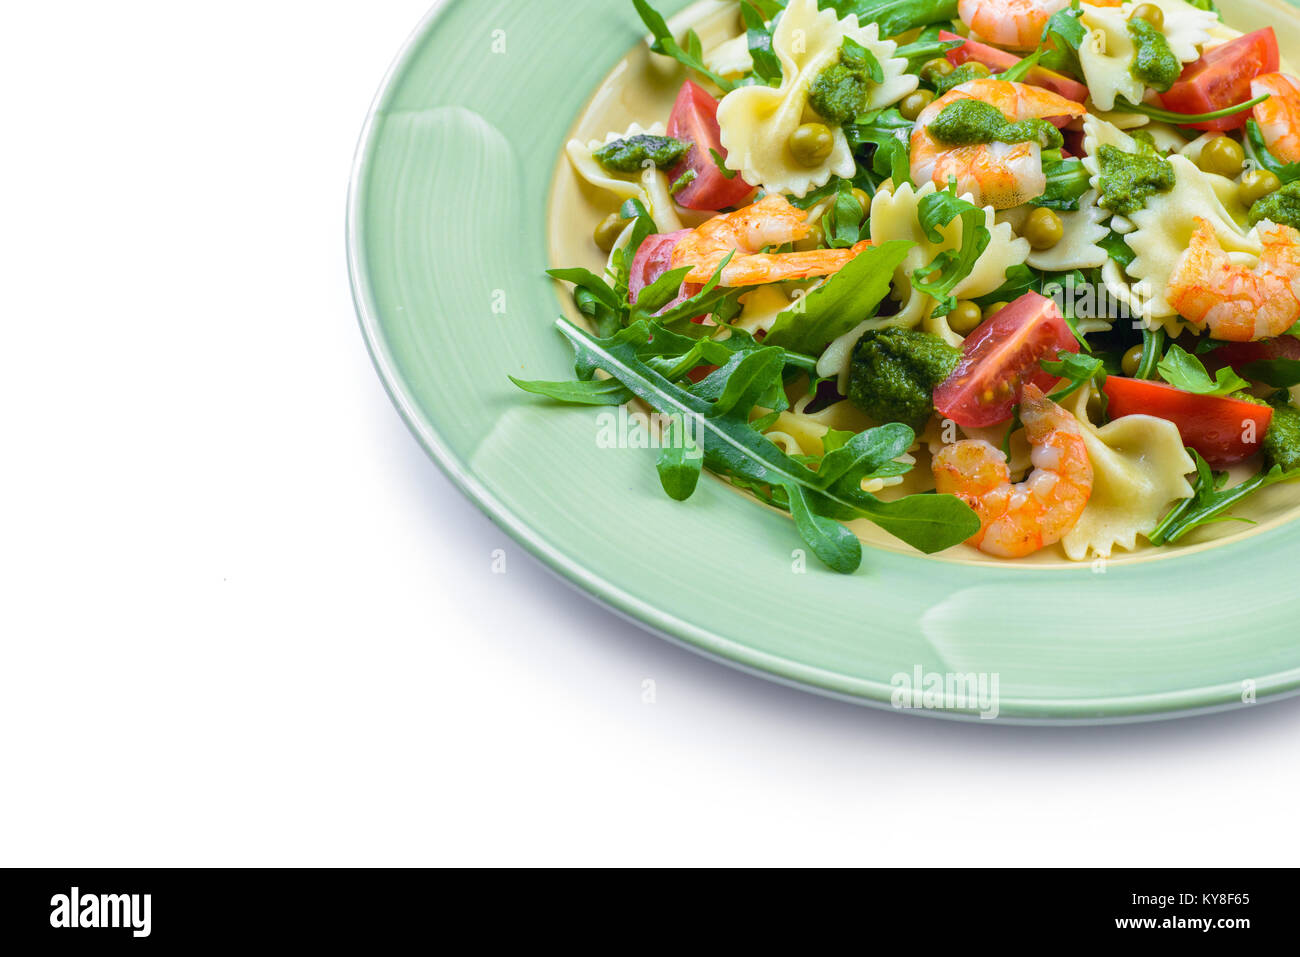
[346,0,1300,724]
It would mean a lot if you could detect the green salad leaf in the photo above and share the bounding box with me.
[1156,344,1251,397]
[515,319,980,572]
[823,0,960,41]
[1149,452,1300,545]
[632,0,737,92]
[820,179,868,248]
[763,239,914,354]
[740,1,783,86]
[911,184,992,314]
[1039,2,1087,79]
[1032,150,1091,211]
[1042,349,1107,402]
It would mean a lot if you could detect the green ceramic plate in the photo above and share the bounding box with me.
[349,0,1300,722]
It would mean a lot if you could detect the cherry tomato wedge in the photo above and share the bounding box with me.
[627,230,691,305]
[1159,28,1279,132]
[939,31,1089,104]
[627,229,703,320]
[666,80,755,212]
[1102,377,1272,466]
[933,292,1079,428]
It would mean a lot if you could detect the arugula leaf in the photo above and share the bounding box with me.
[1136,326,1165,380]
[911,184,992,313]
[841,37,884,84]
[641,251,744,326]
[1098,230,1136,269]
[1113,92,1271,124]
[820,179,867,248]
[740,1,783,86]
[746,0,786,17]
[545,318,979,569]
[894,29,964,71]
[547,267,624,338]
[1240,358,1300,389]
[1156,344,1251,397]
[508,375,631,406]
[632,266,694,317]
[972,264,1038,308]
[1031,150,1090,211]
[786,485,863,574]
[1149,452,1300,545]
[997,49,1044,83]
[763,240,914,353]
[851,113,913,188]
[1244,119,1300,185]
[1039,2,1086,79]
[1042,349,1106,402]
[708,147,739,180]
[611,198,658,304]
[823,0,960,40]
[632,0,736,92]
[657,413,704,500]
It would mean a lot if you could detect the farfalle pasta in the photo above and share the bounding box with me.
[566,122,683,231]
[1060,388,1196,560]
[532,0,1300,573]
[1079,1,1215,112]
[716,0,915,197]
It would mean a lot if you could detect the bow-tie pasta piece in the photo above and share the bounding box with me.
[716,0,915,198]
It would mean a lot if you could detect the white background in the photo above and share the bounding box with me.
[2,0,1298,867]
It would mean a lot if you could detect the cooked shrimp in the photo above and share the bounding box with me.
[910,79,1086,210]
[670,194,870,286]
[932,384,1092,558]
[1251,73,1300,164]
[1167,217,1300,342]
[958,0,1071,51]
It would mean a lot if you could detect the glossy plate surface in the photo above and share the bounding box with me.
[349,0,1300,721]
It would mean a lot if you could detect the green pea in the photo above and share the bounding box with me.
[1129,3,1165,31]
[789,123,835,168]
[1239,169,1283,207]
[949,300,984,335]
[919,58,955,86]
[1198,136,1245,179]
[1024,207,1064,250]
[1121,344,1145,377]
[593,212,625,252]
[899,89,935,122]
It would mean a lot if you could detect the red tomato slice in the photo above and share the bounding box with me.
[933,292,1079,428]
[1103,377,1272,466]
[627,230,691,304]
[939,31,1089,103]
[627,229,703,320]
[1159,28,1279,131]
[666,81,755,212]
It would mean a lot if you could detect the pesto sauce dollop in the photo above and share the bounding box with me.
[1249,180,1300,230]
[593,135,692,173]
[847,328,961,430]
[926,99,1064,150]
[809,38,883,125]
[1096,140,1176,216]
[1265,394,1300,472]
[1127,18,1180,93]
